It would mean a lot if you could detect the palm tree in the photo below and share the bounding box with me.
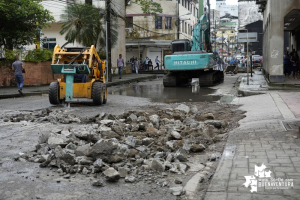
[59,3,118,51]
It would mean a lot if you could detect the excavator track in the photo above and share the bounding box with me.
[163,70,224,87]
[163,72,177,87]
[199,70,224,86]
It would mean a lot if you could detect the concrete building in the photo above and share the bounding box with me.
[125,0,203,66]
[38,0,125,71]
[244,20,263,56]
[257,0,300,83]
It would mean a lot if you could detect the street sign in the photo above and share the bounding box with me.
[237,32,258,43]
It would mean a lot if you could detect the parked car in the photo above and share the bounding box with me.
[252,55,262,68]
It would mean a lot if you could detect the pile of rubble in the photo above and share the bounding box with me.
[12,103,242,192]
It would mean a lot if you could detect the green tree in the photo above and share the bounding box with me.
[60,3,118,50]
[0,0,54,50]
[131,0,163,16]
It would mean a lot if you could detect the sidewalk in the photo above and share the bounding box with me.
[205,72,300,199]
[0,73,157,99]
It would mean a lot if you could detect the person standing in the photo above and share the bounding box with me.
[144,57,149,70]
[117,54,124,79]
[130,56,135,72]
[260,56,263,71]
[134,57,139,74]
[290,52,299,79]
[283,51,291,78]
[154,56,160,70]
[12,56,25,95]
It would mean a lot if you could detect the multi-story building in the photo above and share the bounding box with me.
[125,0,203,65]
[213,0,238,58]
[35,0,209,70]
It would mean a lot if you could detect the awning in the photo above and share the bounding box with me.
[284,9,300,31]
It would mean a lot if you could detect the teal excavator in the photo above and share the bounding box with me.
[163,1,224,87]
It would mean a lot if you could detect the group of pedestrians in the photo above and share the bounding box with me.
[284,50,299,79]
[128,56,161,72]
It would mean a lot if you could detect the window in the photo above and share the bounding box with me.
[185,22,187,34]
[193,7,195,17]
[165,17,172,30]
[85,0,92,5]
[42,38,56,50]
[182,0,184,6]
[195,8,198,18]
[185,0,187,8]
[155,17,162,29]
[231,31,234,33]
[188,1,190,10]
[126,17,133,28]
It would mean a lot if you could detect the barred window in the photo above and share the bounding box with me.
[155,16,162,29]
[165,17,172,30]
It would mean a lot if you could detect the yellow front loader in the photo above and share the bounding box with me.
[49,45,107,105]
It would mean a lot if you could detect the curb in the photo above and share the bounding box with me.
[0,75,157,100]
[264,74,300,89]
[237,89,266,97]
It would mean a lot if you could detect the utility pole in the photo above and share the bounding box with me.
[177,0,180,39]
[106,0,112,82]
[222,31,223,59]
[213,10,214,52]
[207,0,210,36]
[215,20,216,53]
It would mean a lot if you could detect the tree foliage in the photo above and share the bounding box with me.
[133,0,163,16]
[125,0,163,16]
[0,0,54,50]
[60,3,118,51]
[24,49,53,62]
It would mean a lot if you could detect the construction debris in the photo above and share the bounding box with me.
[8,103,244,196]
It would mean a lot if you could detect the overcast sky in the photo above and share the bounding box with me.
[210,0,238,9]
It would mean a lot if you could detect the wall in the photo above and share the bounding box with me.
[263,0,300,82]
[111,0,126,69]
[0,61,61,87]
[42,23,82,49]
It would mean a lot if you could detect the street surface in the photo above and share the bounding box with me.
[0,74,300,200]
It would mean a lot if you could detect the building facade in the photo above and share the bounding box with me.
[125,0,203,66]
[244,20,263,56]
[257,0,300,83]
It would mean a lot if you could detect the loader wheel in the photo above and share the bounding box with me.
[103,84,107,104]
[92,82,103,105]
[49,82,61,105]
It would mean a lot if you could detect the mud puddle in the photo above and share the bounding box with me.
[109,80,221,103]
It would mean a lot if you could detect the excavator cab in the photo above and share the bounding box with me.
[171,39,191,53]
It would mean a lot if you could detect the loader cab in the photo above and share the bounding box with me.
[171,39,191,53]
